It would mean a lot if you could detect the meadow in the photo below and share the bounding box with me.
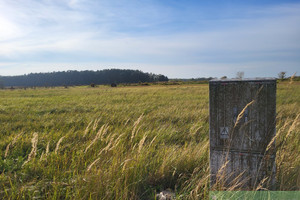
[0,82,299,199]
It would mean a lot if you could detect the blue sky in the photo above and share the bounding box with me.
[0,0,299,78]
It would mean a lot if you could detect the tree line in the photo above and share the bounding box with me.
[0,69,168,87]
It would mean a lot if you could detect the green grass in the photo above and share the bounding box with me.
[0,83,299,199]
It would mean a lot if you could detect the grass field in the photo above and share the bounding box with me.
[0,82,299,199]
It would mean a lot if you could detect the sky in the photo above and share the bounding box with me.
[0,0,299,78]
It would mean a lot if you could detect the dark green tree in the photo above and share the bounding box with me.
[0,69,169,87]
[0,77,4,89]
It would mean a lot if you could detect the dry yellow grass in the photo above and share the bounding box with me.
[55,136,65,154]
[22,132,38,167]
[0,82,299,199]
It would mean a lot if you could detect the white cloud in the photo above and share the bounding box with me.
[0,17,21,41]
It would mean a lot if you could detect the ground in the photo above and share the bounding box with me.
[0,82,299,199]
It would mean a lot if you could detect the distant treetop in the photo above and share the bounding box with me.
[0,69,169,87]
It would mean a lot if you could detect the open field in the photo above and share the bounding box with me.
[0,83,299,199]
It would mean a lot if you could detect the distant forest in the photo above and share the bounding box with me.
[0,69,169,87]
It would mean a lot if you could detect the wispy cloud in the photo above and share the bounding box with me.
[0,0,299,77]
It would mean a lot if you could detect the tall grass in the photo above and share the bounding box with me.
[0,83,299,199]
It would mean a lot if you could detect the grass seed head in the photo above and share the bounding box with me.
[4,132,24,158]
[22,132,38,167]
[55,136,65,154]
[83,120,93,137]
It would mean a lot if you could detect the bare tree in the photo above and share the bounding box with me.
[236,71,244,79]
[278,71,286,80]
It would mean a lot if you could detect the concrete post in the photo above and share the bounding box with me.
[209,78,276,189]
